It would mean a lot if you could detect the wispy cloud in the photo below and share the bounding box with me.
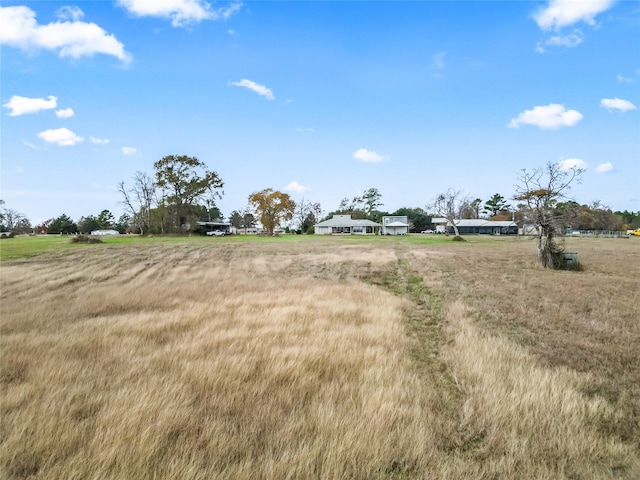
[596,162,614,173]
[22,139,41,149]
[55,107,74,118]
[90,136,109,145]
[296,127,314,133]
[38,127,84,146]
[284,181,309,193]
[508,103,583,129]
[534,0,615,30]
[616,74,633,83]
[56,6,84,22]
[600,98,637,112]
[432,51,446,69]
[231,79,275,101]
[0,5,131,63]
[117,0,242,28]
[545,30,583,48]
[4,95,57,116]
[536,31,584,53]
[122,146,138,156]
[558,158,588,171]
[353,148,389,164]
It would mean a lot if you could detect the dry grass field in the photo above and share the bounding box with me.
[1,235,639,479]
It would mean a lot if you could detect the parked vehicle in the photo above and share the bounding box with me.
[206,230,225,236]
[421,229,435,234]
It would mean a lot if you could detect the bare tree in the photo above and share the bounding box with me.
[430,189,468,238]
[514,162,583,268]
[118,171,157,235]
[459,198,483,219]
[293,199,323,233]
[0,201,30,233]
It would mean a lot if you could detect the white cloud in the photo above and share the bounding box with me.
[353,148,388,164]
[55,107,74,118]
[616,74,633,83]
[508,103,583,129]
[284,181,309,193]
[296,127,314,132]
[596,162,614,173]
[600,98,637,112]
[558,158,588,171]
[38,127,84,146]
[122,146,137,155]
[4,95,57,116]
[0,5,131,63]
[90,136,109,145]
[231,79,274,101]
[534,0,615,30]
[545,31,583,48]
[117,0,242,27]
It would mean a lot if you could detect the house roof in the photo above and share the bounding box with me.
[385,221,409,227]
[432,217,448,224]
[315,215,381,227]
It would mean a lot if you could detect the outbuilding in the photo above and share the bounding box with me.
[197,221,231,235]
[447,219,518,235]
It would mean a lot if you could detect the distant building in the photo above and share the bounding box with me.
[431,217,448,234]
[446,219,518,235]
[90,229,120,235]
[382,216,409,235]
[231,227,259,235]
[314,215,381,235]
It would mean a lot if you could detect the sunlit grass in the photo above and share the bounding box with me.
[1,237,638,478]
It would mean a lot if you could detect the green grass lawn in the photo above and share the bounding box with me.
[0,233,483,261]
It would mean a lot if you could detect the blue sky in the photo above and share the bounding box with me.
[1,0,639,225]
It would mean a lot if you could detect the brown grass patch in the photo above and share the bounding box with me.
[1,237,638,478]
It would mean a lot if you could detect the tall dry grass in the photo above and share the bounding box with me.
[1,237,639,479]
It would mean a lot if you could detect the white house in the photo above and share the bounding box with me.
[314,215,381,235]
[381,216,409,235]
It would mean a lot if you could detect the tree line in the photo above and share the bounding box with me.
[2,156,638,243]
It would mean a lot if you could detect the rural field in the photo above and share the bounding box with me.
[1,234,639,479]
